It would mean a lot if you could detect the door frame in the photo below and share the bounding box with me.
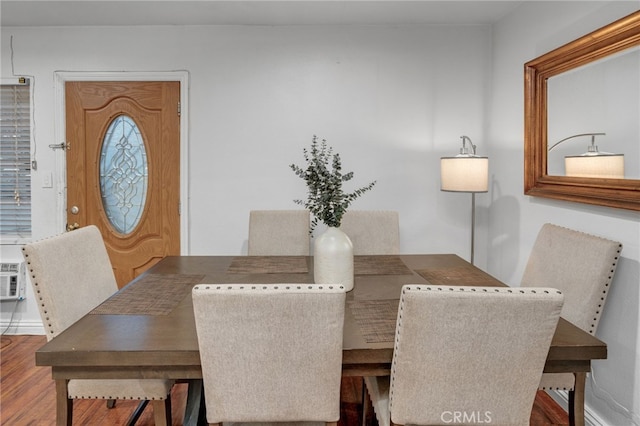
[53,71,190,254]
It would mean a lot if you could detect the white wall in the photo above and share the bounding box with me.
[489,2,640,425]
[0,23,491,329]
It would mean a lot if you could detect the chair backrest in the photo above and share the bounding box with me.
[521,223,622,335]
[339,210,400,255]
[192,283,346,423]
[389,285,564,426]
[248,210,310,256]
[21,225,118,340]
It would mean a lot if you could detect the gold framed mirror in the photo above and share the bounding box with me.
[524,10,640,211]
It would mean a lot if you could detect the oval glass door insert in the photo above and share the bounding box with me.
[99,115,148,234]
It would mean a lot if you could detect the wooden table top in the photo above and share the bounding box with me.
[35,254,607,379]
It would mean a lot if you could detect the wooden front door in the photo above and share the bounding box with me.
[65,81,180,287]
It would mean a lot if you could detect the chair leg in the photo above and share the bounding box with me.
[106,399,116,408]
[125,400,149,426]
[569,372,587,426]
[152,398,172,426]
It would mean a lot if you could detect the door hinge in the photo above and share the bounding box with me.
[177,102,181,117]
[178,201,181,216]
[49,142,69,151]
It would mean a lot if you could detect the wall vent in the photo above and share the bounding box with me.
[0,262,26,301]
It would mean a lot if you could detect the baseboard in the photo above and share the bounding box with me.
[549,390,607,426]
[0,319,45,335]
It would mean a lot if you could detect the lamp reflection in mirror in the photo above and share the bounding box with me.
[549,133,624,179]
[440,136,488,265]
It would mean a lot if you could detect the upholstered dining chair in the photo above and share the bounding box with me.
[21,226,173,426]
[364,285,564,426]
[248,209,311,255]
[339,210,400,255]
[521,223,622,424]
[192,283,346,426]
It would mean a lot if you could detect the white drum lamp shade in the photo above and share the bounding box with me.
[565,154,624,179]
[549,133,624,179]
[441,157,489,192]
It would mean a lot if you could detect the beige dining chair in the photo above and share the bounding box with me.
[339,210,400,255]
[192,283,346,426]
[248,209,311,255]
[21,225,173,426]
[521,223,622,424]
[364,285,564,426]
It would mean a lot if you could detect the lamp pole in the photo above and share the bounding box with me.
[471,192,476,265]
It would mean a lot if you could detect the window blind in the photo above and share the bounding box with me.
[0,80,31,238]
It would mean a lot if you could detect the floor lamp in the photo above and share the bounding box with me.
[440,136,489,265]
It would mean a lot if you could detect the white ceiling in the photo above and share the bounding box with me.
[0,1,526,27]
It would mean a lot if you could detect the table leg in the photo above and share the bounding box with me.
[569,372,586,426]
[183,379,207,426]
[55,379,72,426]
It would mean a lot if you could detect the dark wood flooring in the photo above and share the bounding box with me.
[1,335,569,425]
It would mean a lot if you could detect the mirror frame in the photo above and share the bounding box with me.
[524,10,640,211]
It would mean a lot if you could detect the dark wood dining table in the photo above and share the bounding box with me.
[36,254,606,426]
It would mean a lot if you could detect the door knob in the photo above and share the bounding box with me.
[66,222,80,232]
[70,206,79,214]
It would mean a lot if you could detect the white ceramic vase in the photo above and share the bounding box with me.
[314,226,354,291]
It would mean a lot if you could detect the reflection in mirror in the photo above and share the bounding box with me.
[548,133,625,178]
[547,46,639,179]
[524,10,640,211]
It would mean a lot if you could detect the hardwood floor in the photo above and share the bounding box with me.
[1,335,569,425]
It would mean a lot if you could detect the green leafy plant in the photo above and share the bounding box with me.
[290,135,376,232]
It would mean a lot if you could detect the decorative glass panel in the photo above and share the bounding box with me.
[100,115,148,234]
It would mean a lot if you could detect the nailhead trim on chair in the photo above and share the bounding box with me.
[193,284,345,291]
[587,242,621,335]
[587,243,621,335]
[21,248,57,337]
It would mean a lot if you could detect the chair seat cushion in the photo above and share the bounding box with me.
[539,373,575,391]
[68,379,173,400]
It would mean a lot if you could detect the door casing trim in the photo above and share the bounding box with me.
[53,71,190,254]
